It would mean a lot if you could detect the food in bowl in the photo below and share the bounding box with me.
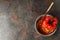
[36,15,58,35]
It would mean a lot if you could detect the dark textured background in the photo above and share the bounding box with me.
[0,0,60,40]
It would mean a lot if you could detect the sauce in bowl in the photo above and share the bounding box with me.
[35,14,58,36]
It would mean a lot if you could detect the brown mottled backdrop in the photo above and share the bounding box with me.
[0,0,60,40]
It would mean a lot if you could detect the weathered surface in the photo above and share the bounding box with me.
[0,0,60,40]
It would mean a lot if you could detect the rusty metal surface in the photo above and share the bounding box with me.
[0,0,60,40]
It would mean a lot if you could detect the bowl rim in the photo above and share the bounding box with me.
[34,14,57,37]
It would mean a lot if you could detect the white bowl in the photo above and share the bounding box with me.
[34,14,57,37]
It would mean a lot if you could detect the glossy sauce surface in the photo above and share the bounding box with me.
[36,16,58,35]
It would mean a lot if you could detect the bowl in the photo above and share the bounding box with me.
[34,14,57,37]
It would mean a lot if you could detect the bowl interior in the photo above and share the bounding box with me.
[35,14,57,37]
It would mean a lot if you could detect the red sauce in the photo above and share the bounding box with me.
[36,16,58,35]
